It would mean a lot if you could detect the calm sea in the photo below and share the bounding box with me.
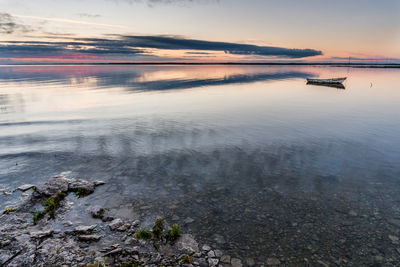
[1,65,400,264]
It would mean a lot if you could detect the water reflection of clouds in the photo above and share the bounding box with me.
[0,65,315,92]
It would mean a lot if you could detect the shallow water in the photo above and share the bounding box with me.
[1,65,400,264]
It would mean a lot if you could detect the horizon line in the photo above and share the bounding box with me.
[1,62,400,68]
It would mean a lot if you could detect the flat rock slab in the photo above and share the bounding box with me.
[74,225,96,234]
[30,230,54,239]
[17,184,35,192]
[78,234,102,242]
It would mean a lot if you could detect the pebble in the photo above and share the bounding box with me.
[220,255,231,263]
[349,210,358,217]
[231,258,243,267]
[207,250,215,258]
[389,235,399,243]
[202,245,211,251]
[213,234,226,244]
[246,258,256,266]
[208,258,219,266]
[63,221,73,226]
[184,217,195,224]
[266,257,281,266]
[214,249,223,257]
[103,248,123,256]
[117,224,131,232]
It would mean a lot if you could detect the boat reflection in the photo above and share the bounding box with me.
[306,81,345,89]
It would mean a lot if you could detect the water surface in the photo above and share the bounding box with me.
[1,65,400,265]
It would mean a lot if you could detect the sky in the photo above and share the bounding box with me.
[0,0,399,63]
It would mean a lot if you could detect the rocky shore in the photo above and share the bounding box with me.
[0,174,232,267]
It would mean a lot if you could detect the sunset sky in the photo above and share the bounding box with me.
[1,0,399,63]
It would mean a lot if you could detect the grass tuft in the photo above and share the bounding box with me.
[180,254,193,264]
[33,192,67,224]
[166,224,182,243]
[135,229,152,240]
[152,217,164,240]
[4,208,16,214]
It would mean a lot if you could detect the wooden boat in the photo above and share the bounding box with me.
[306,77,347,84]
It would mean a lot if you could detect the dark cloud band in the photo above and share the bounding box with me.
[1,34,322,60]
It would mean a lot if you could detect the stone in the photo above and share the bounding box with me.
[78,234,102,242]
[213,234,225,244]
[117,224,131,232]
[348,210,358,217]
[246,258,255,266]
[266,257,281,266]
[68,179,95,195]
[220,255,231,263]
[89,205,104,218]
[17,184,35,192]
[317,260,329,267]
[202,245,211,251]
[208,258,219,267]
[30,230,54,239]
[207,250,215,258]
[94,181,106,186]
[176,234,199,253]
[184,217,195,224]
[102,216,114,222]
[74,225,96,234]
[214,249,223,257]
[198,258,208,267]
[231,258,243,267]
[389,235,399,243]
[36,175,70,196]
[109,218,124,230]
[103,248,123,256]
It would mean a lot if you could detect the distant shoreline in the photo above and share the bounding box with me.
[1,63,400,68]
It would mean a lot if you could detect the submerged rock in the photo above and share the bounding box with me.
[231,258,243,267]
[89,205,104,218]
[109,218,124,231]
[220,254,231,263]
[266,257,281,266]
